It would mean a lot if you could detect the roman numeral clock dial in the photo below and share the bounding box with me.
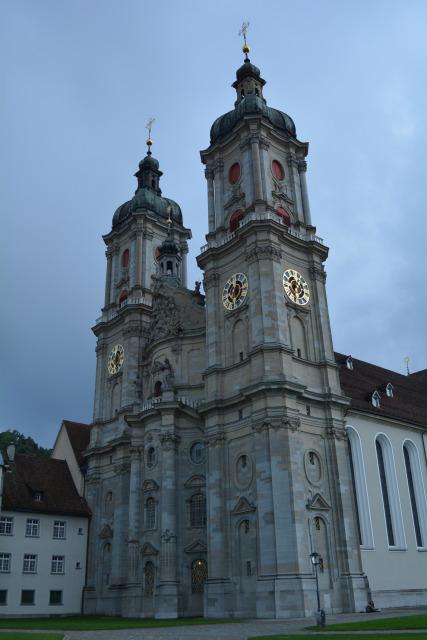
[107,344,125,374]
[283,269,310,306]
[222,273,248,311]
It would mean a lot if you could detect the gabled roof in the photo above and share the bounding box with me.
[2,453,91,518]
[335,352,427,428]
[62,420,90,467]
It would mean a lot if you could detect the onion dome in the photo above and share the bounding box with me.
[111,153,183,229]
[210,57,296,144]
[159,235,180,256]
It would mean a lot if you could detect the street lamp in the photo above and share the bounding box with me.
[310,551,325,627]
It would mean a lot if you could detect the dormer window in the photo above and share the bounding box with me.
[346,356,354,370]
[34,492,43,502]
[386,383,394,398]
[371,391,381,408]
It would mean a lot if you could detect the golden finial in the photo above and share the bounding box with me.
[239,21,250,59]
[145,117,155,154]
[166,206,173,225]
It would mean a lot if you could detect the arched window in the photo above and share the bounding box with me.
[347,427,374,548]
[276,207,291,226]
[229,209,245,232]
[228,162,241,185]
[119,289,128,305]
[189,493,207,528]
[144,561,155,595]
[191,558,207,593]
[154,381,162,397]
[272,160,285,181]
[376,435,405,548]
[290,316,307,359]
[145,498,156,530]
[403,441,427,548]
[105,491,114,517]
[121,249,129,268]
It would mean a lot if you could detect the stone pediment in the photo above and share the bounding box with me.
[147,279,205,345]
[99,524,113,539]
[231,497,256,515]
[142,479,159,493]
[306,493,330,511]
[184,475,206,488]
[184,539,207,554]
[141,542,159,556]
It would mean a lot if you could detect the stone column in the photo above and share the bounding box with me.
[253,422,277,617]
[127,447,142,577]
[205,167,215,232]
[104,247,113,308]
[213,159,224,228]
[205,430,231,617]
[111,242,120,305]
[155,430,180,618]
[141,230,152,291]
[180,241,188,287]
[134,225,143,292]
[111,462,131,586]
[250,135,263,205]
[287,154,304,222]
[298,161,312,226]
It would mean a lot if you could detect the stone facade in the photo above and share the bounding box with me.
[83,55,369,618]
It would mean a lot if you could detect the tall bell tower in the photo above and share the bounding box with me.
[197,37,367,618]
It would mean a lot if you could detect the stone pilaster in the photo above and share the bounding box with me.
[250,135,263,208]
[213,160,224,228]
[205,430,232,617]
[104,247,113,308]
[298,161,312,226]
[205,167,215,232]
[155,430,180,618]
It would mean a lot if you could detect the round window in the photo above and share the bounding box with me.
[190,442,206,464]
[235,453,253,488]
[272,160,285,181]
[228,162,241,185]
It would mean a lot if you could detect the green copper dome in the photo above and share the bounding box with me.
[210,58,297,144]
[112,153,183,229]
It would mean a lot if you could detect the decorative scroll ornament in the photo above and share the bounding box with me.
[160,432,180,451]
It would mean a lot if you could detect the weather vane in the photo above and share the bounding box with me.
[404,356,410,376]
[145,117,155,154]
[238,21,250,59]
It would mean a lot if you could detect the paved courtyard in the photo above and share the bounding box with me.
[43,607,427,640]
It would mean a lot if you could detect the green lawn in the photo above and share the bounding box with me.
[0,634,64,640]
[0,616,237,631]
[254,636,427,640]
[316,612,427,631]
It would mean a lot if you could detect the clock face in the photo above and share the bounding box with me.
[283,269,310,306]
[107,344,125,374]
[222,273,248,311]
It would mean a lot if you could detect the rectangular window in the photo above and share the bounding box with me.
[49,590,63,605]
[25,518,40,537]
[21,589,35,605]
[23,554,37,573]
[0,516,14,535]
[53,520,66,539]
[0,590,7,605]
[51,555,65,574]
[0,553,11,572]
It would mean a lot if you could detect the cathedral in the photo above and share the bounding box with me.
[82,44,427,619]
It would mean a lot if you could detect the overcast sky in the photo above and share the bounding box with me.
[2,0,427,447]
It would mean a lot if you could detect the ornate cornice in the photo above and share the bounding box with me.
[245,245,283,263]
[203,271,220,289]
[205,431,226,447]
[160,432,180,451]
[309,265,327,282]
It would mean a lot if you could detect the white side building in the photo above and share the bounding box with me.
[0,450,91,615]
[337,353,427,608]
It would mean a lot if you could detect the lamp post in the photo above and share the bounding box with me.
[310,551,325,627]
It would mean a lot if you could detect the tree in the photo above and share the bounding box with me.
[0,430,52,457]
